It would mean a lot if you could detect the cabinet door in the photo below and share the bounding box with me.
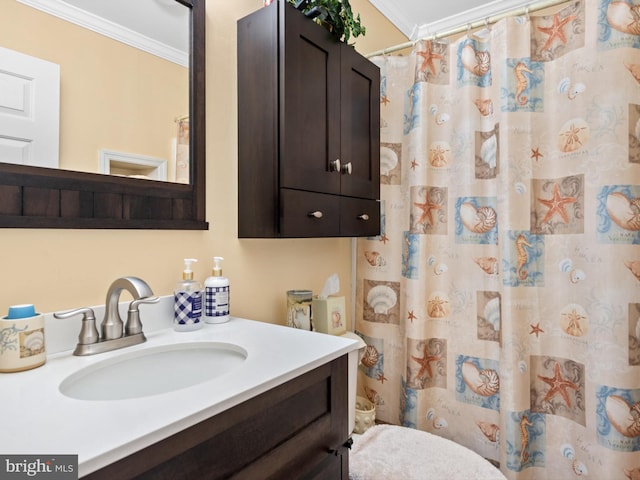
[339,45,380,200]
[281,4,341,196]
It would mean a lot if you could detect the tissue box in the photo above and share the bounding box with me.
[312,296,346,335]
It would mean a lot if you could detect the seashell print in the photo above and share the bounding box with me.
[476,421,500,442]
[636,317,640,341]
[364,250,386,267]
[428,255,437,266]
[434,263,448,275]
[626,261,640,281]
[607,1,640,35]
[484,297,500,331]
[366,285,398,314]
[636,118,640,142]
[474,256,498,275]
[433,417,448,429]
[557,118,589,153]
[561,443,575,460]
[567,83,585,100]
[462,361,500,396]
[429,141,452,167]
[558,77,571,94]
[461,44,491,76]
[427,293,450,318]
[514,182,526,195]
[460,203,497,233]
[559,258,573,273]
[429,104,438,115]
[570,268,585,284]
[380,146,398,176]
[23,331,44,352]
[572,459,588,476]
[426,408,436,420]
[606,192,640,231]
[560,304,588,337]
[361,344,380,368]
[480,135,497,169]
[624,466,640,480]
[473,98,493,116]
[518,360,528,373]
[435,113,450,125]
[605,395,640,437]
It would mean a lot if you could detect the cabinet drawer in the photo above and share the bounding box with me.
[280,189,340,237]
[340,197,380,237]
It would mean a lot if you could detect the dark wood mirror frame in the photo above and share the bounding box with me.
[0,0,207,230]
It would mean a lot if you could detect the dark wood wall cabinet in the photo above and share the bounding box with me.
[84,355,350,480]
[237,1,380,238]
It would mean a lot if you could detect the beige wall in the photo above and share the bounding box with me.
[1,1,188,178]
[0,0,406,325]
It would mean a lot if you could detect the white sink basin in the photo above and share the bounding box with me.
[59,342,247,401]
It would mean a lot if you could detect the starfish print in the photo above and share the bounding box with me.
[417,41,444,76]
[408,310,417,322]
[411,159,419,170]
[537,183,577,224]
[411,343,442,380]
[537,13,576,52]
[377,373,387,384]
[379,234,389,244]
[531,147,543,161]
[537,362,579,408]
[529,322,544,338]
[381,95,390,106]
[414,198,441,226]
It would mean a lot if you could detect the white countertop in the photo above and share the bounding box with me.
[0,315,357,477]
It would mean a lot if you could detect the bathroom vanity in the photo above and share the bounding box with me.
[1,314,357,479]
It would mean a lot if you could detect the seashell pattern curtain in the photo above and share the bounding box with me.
[355,0,640,477]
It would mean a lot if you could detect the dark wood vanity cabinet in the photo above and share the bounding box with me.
[84,355,350,480]
[237,1,380,238]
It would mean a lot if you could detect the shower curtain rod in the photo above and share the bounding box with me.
[365,0,570,58]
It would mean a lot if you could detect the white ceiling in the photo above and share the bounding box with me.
[368,0,532,40]
[17,0,189,66]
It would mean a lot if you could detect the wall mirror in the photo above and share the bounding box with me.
[0,0,206,229]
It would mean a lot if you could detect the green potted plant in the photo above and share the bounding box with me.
[288,0,366,44]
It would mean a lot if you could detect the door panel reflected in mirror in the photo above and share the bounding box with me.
[1,0,189,183]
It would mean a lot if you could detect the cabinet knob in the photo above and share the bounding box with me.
[308,210,323,218]
[341,162,352,175]
[330,159,341,172]
[357,214,370,221]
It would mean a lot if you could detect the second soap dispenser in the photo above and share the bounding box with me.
[204,256,230,324]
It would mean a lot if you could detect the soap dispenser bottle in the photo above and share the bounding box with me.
[204,256,230,324]
[174,258,203,331]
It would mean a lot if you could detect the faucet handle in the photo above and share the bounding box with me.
[54,307,100,345]
[125,296,160,336]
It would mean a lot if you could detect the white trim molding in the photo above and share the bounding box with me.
[17,0,188,67]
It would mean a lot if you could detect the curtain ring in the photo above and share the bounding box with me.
[525,5,531,22]
[484,17,490,31]
[466,23,472,38]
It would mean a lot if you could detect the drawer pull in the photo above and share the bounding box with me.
[330,159,341,172]
[358,214,370,221]
[341,162,352,175]
[308,210,324,218]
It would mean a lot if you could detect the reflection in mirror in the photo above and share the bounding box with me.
[2,0,189,183]
[0,0,206,230]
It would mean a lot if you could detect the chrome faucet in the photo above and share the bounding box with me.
[54,276,159,356]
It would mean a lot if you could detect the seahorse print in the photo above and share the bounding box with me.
[516,234,533,280]
[514,62,533,106]
[520,414,534,463]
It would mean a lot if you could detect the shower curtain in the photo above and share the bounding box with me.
[355,0,640,477]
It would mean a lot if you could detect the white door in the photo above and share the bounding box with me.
[0,46,60,168]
